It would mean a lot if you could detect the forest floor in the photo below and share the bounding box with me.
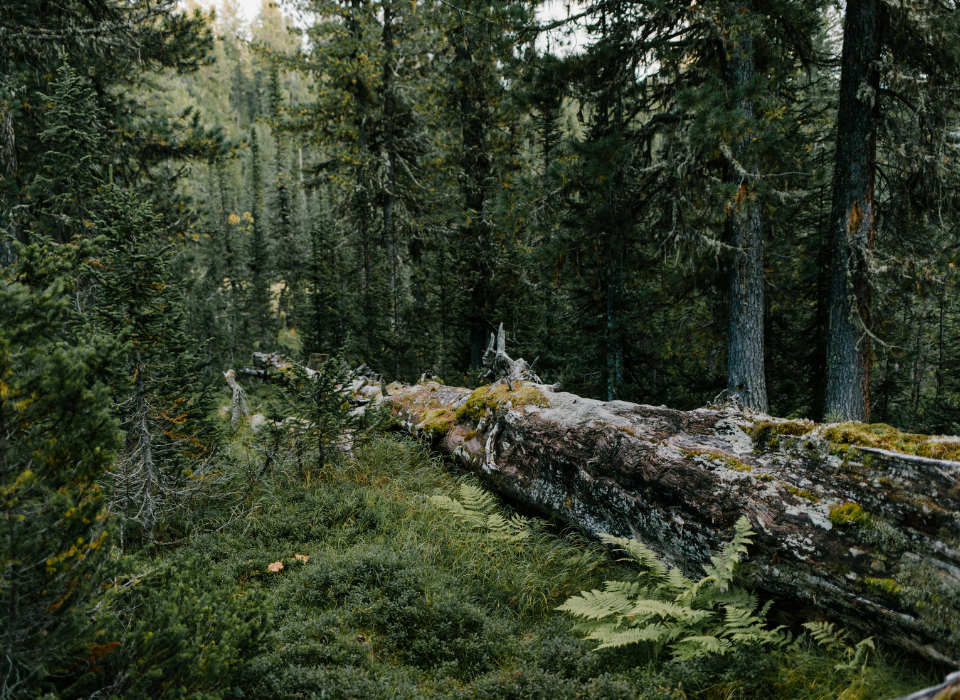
[135,420,942,700]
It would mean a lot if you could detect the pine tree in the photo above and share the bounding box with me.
[267,62,301,320]
[246,126,274,348]
[0,263,120,696]
[299,187,340,356]
[823,0,960,422]
[92,182,220,545]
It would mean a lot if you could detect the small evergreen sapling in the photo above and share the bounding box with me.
[277,358,365,481]
[558,517,790,660]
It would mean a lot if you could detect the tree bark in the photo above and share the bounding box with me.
[824,0,880,422]
[724,0,768,414]
[383,379,960,668]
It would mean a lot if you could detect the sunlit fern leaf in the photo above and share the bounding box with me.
[590,623,675,649]
[664,566,691,593]
[430,494,487,529]
[627,599,713,625]
[603,580,641,598]
[556,588,635,620]
[457,482,498,515]
[599,534,669,576]
[485,511,531,542]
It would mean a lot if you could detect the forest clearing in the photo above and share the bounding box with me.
[4,0,960,697]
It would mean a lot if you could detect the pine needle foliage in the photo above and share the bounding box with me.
[430,483,532,543]
[558,517,790,660]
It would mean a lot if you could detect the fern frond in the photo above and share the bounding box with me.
[834,637,875,671]
[591,623,673,649]
[603,580,641,598]
[556,588,634,620]
[561,514,783,663]
[457,482,498,515]
[670,634,733,660]
[430,494,487,529]
[599,534,669,577]
[663,566,692,595]
[701,517,755,592]
[628,599,714,626]
[432,484,531,542]
[485,512,531,542]
[802,621,848,649]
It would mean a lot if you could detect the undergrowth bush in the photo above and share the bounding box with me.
[78,424,939,700]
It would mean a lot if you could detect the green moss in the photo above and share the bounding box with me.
[756,473,775,482]
[750,420,815,452]
[683,449,751,472]
[454,382,548,423]
[787,485,820,503]
[864,577,902,597]
[829,502,871,527]
[417,408,457,437]
[463,429,478,442]
[823,422,960,462]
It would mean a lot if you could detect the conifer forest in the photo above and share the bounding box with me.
[5,0,960,698]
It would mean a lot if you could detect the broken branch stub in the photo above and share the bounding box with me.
[482,323,543,390]
[223,369,249,429]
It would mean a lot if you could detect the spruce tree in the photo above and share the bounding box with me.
[823,0,960,422]
[92,182,220,545]
[0,266,120,696]
[247,126,274,348]
[267,62,301,320]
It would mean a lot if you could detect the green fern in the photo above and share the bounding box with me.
[558,516,791,660]
[802,621,875,671]
[431,483,532,542]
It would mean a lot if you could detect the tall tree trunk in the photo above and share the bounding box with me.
[724,1,768,414]
[824,0,880,422]
[0,81,21,264]
[382,0,401,377]
[453,5,494,369]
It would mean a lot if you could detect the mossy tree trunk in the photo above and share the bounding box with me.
[382,380,960,668]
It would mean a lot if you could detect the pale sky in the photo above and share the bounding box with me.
[227,0,590,54]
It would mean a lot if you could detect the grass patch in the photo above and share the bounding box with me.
[455,382,548,423]
[824,422,960,462]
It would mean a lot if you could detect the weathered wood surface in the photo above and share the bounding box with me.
[378,379,960,668]
[893,671,959,700]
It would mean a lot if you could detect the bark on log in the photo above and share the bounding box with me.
[382,379,960,668]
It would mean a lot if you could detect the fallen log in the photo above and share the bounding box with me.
[382,378,960,668]
[224,346,960,667]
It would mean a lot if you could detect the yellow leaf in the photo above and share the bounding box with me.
[267,561,284,572]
